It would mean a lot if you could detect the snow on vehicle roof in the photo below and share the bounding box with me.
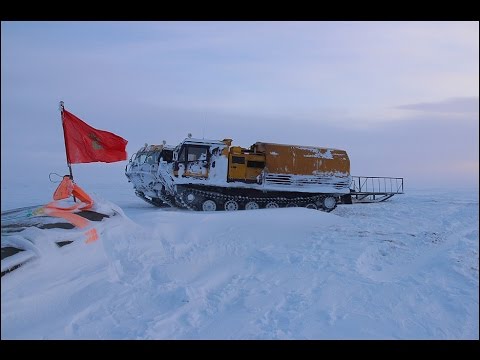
[182,138,227,146]
[255,141,346,153]
[138,144,175,152]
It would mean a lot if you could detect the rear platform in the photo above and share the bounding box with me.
[340,176,404,204]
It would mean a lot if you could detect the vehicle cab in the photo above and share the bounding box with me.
[173,138,229,178]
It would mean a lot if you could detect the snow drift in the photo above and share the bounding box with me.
[1,188,478,339]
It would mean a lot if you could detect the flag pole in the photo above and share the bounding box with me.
[59,101,76,202]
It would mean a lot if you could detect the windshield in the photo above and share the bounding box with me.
[134,151,160,165]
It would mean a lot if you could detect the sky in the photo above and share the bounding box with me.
[1,21,479,191]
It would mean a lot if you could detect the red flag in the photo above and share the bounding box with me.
[62,109,128,164]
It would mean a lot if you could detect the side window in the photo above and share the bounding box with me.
[232,156,245,164]
[152,152,160,164]
[161,150,173,162]
[145,153,155,164]
[187,146,208,162]
[178,146,186,162]
[247,160,265,168]
[137,153,147,164]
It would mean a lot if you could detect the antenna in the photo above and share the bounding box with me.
[202,113,206,139]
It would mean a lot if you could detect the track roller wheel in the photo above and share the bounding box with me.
[224,200,239,211]
[202,199,217,211]
[244,201,259,210]
[305,203,317,210]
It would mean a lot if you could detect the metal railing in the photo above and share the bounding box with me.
[350,176,404,195]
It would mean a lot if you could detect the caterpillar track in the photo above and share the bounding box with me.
[134,191,173,208]
[171,186,337,212]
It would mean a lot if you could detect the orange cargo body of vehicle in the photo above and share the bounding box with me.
[253,142,350,176]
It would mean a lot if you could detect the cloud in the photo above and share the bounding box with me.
[396,97,479,114]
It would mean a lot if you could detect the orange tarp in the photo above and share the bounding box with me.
[41,176,98,243]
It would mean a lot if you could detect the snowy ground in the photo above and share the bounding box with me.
[1,181,479,339]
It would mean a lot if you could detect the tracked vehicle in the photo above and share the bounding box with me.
[126,137,353,211]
